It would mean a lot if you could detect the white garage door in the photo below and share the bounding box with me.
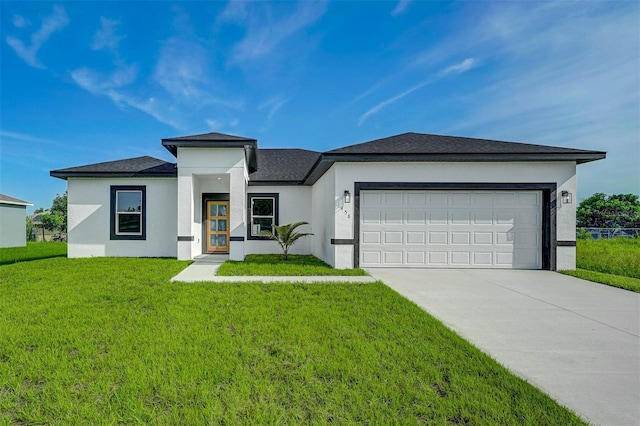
[359,190,542,269]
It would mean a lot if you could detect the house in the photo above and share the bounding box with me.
[0,194,33,248]
[50,132,605,270]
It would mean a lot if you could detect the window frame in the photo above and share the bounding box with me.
[247,193,279,240]
[110,185,146,240]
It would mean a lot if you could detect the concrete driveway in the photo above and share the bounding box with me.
[367,269,640,426]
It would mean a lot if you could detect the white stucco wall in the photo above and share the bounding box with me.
[67,178,177,258]
[330,161,577,270]
[245,186,313,255]
[310,167,337,267]
[176,147,246,260]
[0,204,27,248]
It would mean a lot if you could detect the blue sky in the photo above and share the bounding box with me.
[1,1,638,212]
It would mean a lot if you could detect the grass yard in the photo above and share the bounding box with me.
[217,254,367,276]
[0,251,583,424]
[0,242,67,265]
[560,238,640,293]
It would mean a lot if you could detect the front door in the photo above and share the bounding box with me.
[206,201,229,252]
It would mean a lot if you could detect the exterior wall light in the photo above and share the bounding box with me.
[344,190,351,203]
[561,190,572,204]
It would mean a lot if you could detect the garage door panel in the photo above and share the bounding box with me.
[362,231,381,244]
[384,231,403,244]
[406,231,426,244]
[384,193,403,205]
[474,232,493,244]
[362,191,382,206]
[406,252,426,264]
[360,190,542,269]
[406,210,426,224]
[362,210,381,224]
[407,193,426,205]
[361,251,381,264]
[384,251,403,264]
[451,211,471,224]
[474,252,493,265]
[429,211,448,224]
[473,212,493,224]
[451,232,471,245]
[429,232,448,244]
[429,252,448,265]
[451,252,471,265]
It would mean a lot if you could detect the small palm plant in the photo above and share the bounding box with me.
[261,221,314,261]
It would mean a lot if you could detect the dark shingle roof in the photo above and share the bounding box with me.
[50,156,176,180]
[162,132,257,156]
[0,194,32,206]
[326,132,605,156]
[249,149,321,183]
[162,132,256,142]
[50,131,606,185]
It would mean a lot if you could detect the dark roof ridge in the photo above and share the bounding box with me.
[162,132,256,142]
[325,132,607,155]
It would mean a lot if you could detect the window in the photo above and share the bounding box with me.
[110,186,146,240]
[247,193,278,239]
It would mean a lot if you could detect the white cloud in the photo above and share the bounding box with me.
[71,65,137,95]
[359,79,432,125]
[440,58,476,76]
[91,17,125,51]
[429,2,639,195]
[153,37,244,110]
[258,95,289,123]
[391,0,411,17]
[13,15,30,28]
[220,1,328,62]
[5,5,69,68]
[205,119,222,131]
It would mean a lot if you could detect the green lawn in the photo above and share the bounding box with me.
[0,242,67,265]
[217,254,367,276]
[560,238,640,293]
[0,251,583,424]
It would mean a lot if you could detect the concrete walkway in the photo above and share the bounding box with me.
[367,268,640,426]
[170,256,377,283]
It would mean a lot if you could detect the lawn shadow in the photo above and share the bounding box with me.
[0,243,67,266]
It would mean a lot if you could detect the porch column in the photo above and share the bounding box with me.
[177,173,194,260]
[228,166,246,261]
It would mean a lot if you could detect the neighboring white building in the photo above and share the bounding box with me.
[51,132,606,270]
[0,194,32,248]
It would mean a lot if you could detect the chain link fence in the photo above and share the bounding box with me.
[578,228,640,239]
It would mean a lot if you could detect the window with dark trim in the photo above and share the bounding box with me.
[110,186,146,240]
[247,193,279,239]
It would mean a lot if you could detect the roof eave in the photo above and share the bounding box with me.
[1,200,33,207]
[302,152,607,185]
[50,171,178,180]
[161,139,258,157]
[248,180,305,186]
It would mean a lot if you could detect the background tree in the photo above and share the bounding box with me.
[26,216,36,241]
[576,193,640,228]
[39,191,68,234]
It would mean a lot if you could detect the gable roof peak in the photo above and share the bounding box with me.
[162,132,256,142]
[161,132,257,156]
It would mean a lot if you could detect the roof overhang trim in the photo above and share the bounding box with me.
[161,139,257,156]
[50,171,177,180]
[302,152,607,185]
